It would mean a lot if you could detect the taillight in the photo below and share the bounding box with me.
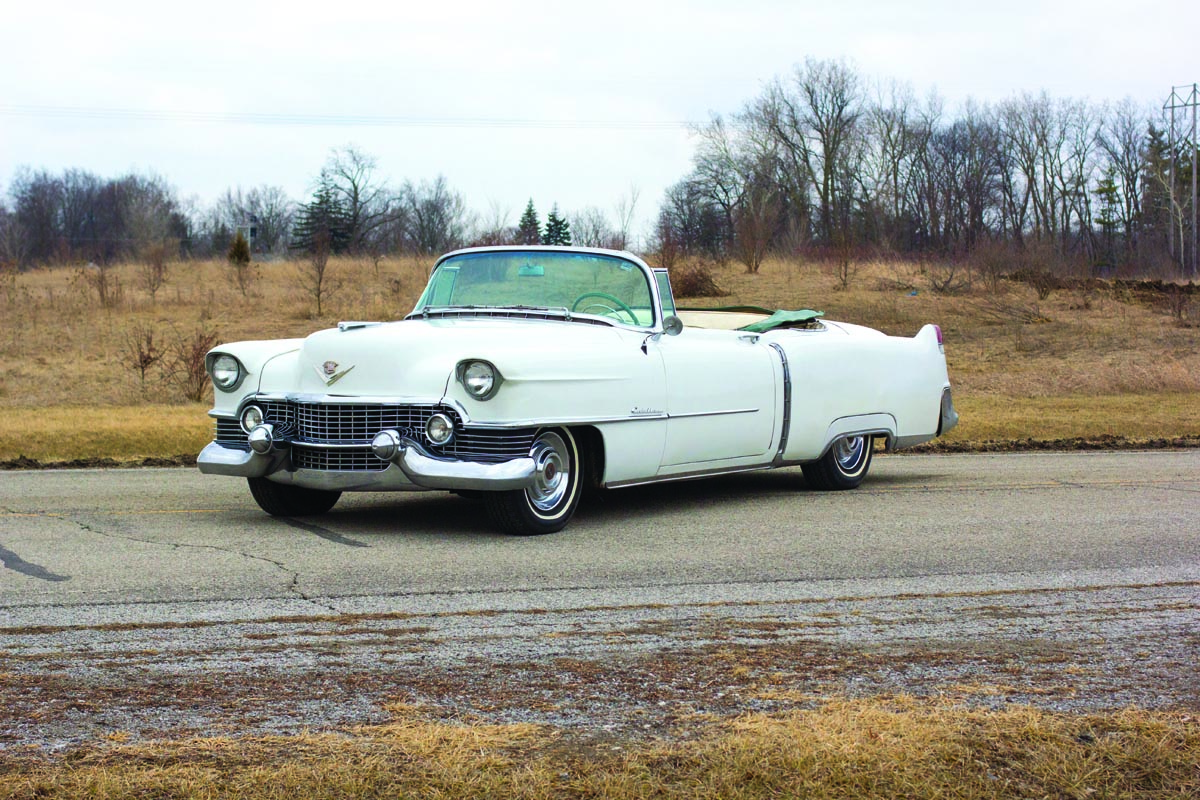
[934,325,944,353]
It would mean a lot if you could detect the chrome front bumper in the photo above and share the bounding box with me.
[197,439,538,493]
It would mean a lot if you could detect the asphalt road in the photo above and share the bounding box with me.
[1,450,1198,626]
[2,450,1198,748]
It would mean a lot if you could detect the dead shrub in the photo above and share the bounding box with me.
[968,241,1016,295]
[0,261,16,306]
[123,323,165,391]
[166,325,220,402]
[76,263,124,309]
[1161,284,1197,326]
[927,260,969,295]
[671,260,726,298]
[140,244,171,302]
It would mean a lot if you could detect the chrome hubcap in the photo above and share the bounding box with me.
[833,436,866,471]
[529,432,570,512]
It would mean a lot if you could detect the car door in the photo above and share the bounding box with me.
[652,329,778,468]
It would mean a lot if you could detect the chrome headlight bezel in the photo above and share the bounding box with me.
[425,412,455,446]
[239,404,265,434]
[456,359,502,401]
[207,352,247,393]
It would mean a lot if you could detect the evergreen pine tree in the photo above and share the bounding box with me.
[227,230,253,297]
[291,174,353,255]
[516,199,541,244]
[227,230,251,267]
[542,204,572,246]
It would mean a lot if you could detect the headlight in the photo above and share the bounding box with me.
[459,360,500,400]
[239,405,264,434]
[211,354,243,391]
[426,413,454,445]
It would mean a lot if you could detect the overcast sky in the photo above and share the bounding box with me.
[1,0,1196,239]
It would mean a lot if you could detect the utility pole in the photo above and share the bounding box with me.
[1163,84,1199,278]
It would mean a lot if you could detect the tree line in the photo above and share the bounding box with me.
[0,146,639,269]
[2,60,1194,277]
[656,58,1197,277]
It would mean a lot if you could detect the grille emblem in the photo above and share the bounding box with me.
[315,360,355,386]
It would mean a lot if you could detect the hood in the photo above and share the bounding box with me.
[257,316,645,402]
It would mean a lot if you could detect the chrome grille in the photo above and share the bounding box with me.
[214,418,248,449]
[292,403,445,444]
[213,398,539,471]
[293,446,385,472]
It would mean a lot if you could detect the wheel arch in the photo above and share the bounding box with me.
[569,424,607,494]
[815,414,896,461]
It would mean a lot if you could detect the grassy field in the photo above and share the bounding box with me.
[2,259,1197,793]
[3,699,1197,799]
[0,254,1197,462]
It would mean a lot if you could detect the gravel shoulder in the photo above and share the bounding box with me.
[3,574,1197,756]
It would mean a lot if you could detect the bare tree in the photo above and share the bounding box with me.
[569,206,616,248]
[470,199,514,246]
[784,58,865,245]
[398,175,470,254]
[0,202,30,267]
[298,229,337,316]
[1098,98,1149,259]
[612,185,641,250]
[863,80,918,249]
[324,146,393,254]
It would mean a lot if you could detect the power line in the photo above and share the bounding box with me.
[0,104,699,131]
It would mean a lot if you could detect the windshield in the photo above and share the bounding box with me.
[414,250,656,327]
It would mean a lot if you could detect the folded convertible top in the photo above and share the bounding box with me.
[737,308,824,332]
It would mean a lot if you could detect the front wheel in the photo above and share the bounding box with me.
[801,435,873,491]
[484,428,582,535]
[248,477,342,516]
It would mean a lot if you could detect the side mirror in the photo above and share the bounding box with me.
[662,315,684,336]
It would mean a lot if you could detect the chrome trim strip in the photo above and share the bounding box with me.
[249,392,460,407]
[428,246,666,332]
[668,408,759,420]
[292,441,389,450]
[244,393,474,424]
[463,414,669,428]
[227,394,760,430]
[607,463,774,490]
[768,343,792,466]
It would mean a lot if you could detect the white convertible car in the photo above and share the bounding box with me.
[199,246,957,534]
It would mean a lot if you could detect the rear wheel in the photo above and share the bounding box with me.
[802,435,873,491]
[484,428,582,535]
[247,477,341,516]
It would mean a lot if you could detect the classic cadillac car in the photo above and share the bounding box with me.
[199,246,957,534]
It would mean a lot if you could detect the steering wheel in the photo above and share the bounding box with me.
[571,292,638,324]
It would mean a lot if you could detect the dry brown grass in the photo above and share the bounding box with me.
[2,699,1197,799]
[0,406,210,462]
[1,254,1197,461]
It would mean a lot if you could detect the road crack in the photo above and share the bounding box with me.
[63,515,339,613]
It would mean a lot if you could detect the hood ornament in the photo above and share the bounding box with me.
[315,360,355,386]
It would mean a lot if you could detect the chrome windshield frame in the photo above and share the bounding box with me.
[412,246,666,333]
